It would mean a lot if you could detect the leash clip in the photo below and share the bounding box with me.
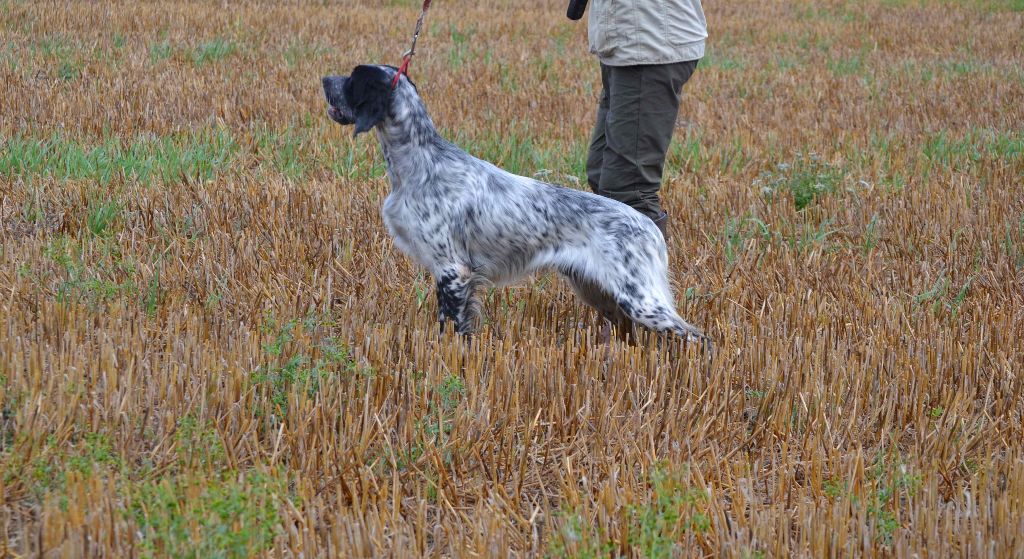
[391,0,432,90]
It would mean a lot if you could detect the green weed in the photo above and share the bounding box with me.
[862,213,881,253]
[254,125,306,180]
[717,213,836,263]
[548,464,710,558]
[127,471,284,558]
[7,432,122,499]
[192,38,236,66]
[36,36,75,59]
[436,374,465,413]
[721,215,759,266]
[282,40,328,67]
[450,125,585,181]
[756,152,845,210]
[149,41,173,63]
[86,198,122,237]
[0,130,238,184]
[922,131,982,170]
[143,267,162,317]
[913,275,948,313]
[701,47,746,71]
[828,53,865,76]
[251,318,364,421]
[446,24,475,69]
[57,59,82,80]
[666,132,705,174]
[44,235,137,304]
[626,464,711,557]
[716,137,753,174]
[823,477,848,499]
[866,455,921,545]
[326,138,388,180]
[971,0,1024,12]
[787,218,838,253]
[175,415,226,470]
[547,510,614,559]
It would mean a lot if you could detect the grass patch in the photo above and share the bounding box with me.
[1002,214,1024,269]
[0,130,238,184]
[325,138,388,180]
[666,132,705,174]
[828,52,866,76]
[921,128,1023,171]
[446,24,475,70]
[251,315,367,423]
[35,35,76,59]
[824,454,921,545]
[253,125,307,180]
[174,415,227,470]
[192,37,236,66]
[701,47,746,71]
[149,40,173,63]
[3,432,123,499]
[282,40,328,67]
[756,152,845,210]
[127,471,285,558]
[57,59,82,80]
[548,464,711,558]
[32,35,84,80]
[86,198,122,237]
[716,213,838,265]
[43,235,137,304]
[913,271,978,316]
[448,125,587,183]
[970,0,1024,12]
[940,59,990,76]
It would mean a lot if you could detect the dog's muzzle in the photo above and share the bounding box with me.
[322,76,355,125]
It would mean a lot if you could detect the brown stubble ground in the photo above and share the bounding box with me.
[1,0,1023,557]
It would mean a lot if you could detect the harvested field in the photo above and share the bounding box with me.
[1,0,1022,556]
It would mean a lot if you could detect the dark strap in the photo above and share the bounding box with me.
[566,0,588,20]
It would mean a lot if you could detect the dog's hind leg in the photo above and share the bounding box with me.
[560,269,633,341]
[434,264,482,335]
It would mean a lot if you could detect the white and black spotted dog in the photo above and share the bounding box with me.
[322,65,710,347]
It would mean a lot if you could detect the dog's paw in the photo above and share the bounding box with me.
[686,332,715,356]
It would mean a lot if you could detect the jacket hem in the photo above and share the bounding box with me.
[595,39,705,67]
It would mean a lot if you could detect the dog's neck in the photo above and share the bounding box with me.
[377,87,441,153]
[374,86,445,190]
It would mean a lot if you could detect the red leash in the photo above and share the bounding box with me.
[391,0,432,89]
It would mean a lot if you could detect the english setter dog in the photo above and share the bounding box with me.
[322,64,710,347]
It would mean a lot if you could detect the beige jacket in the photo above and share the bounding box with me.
[588,0,707,66]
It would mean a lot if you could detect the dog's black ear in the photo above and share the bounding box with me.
[346,65,392,136]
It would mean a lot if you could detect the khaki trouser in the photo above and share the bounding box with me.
[586,60,698,220]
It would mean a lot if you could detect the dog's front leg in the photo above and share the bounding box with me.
[434,265,478,335]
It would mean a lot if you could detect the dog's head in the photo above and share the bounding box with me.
[322,64,405,135]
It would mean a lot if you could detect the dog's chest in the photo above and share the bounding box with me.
[381,193,449,267]
[381,194,412,242]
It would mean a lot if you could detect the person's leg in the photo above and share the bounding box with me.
[596,60,698,221]
[586,63,612,193]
